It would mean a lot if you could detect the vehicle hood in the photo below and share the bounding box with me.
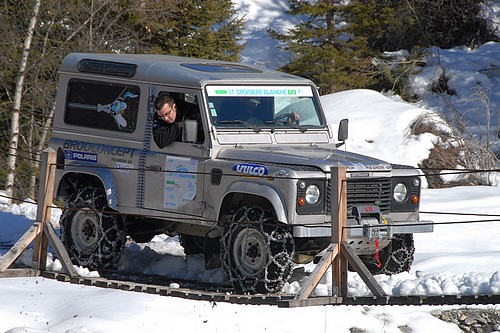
[217,145,391,173]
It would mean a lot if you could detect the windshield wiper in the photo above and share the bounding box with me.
[218,120,262,133]
[265,119,307,133]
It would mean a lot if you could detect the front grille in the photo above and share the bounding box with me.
[327,178,392,215]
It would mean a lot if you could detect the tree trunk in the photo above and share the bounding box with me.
[5,0,41,203]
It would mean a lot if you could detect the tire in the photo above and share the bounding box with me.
[220,206,295,294]
[60,186,127,270]
[361,234,415,275]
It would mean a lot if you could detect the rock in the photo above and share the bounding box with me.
[432,309,500,333]
[398,325,412,333]
[349,328,368,333]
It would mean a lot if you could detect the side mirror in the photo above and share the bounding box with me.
[336,118,348,148]
[182,119,198,143]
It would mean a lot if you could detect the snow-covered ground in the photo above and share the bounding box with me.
[1,1,500,332]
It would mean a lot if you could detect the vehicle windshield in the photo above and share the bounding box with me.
[206,85,325,130]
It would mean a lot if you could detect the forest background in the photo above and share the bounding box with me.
[1,0,499,201]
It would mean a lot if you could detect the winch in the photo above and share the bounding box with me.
[351,206,392,240]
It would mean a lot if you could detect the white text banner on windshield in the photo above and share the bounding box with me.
[206,85,313,97]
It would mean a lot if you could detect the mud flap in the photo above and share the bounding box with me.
[204,226,223,269]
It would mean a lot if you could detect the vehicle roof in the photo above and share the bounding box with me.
[59,53,316,88]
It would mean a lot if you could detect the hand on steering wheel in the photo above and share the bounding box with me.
[273,112,300,125]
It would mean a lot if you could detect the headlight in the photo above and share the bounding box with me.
[305,185,320,204]
[393,183,408,203]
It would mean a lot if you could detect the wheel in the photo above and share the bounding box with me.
[60,185,127,270]
[361,234,415,275]
[180,234,205,255]
[220,206,295,294]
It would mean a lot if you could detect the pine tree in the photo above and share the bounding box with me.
[271,0,498,95]
[138,0,245,61]
[270,0,378,94]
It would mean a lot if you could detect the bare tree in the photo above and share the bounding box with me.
[2,0,245,200]
[5,0,41,203]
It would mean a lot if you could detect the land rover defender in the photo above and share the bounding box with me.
[50,53,432,293]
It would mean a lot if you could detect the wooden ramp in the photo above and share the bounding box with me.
[0,148,77,278]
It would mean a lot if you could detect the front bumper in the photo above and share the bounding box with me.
[293,219,434,238]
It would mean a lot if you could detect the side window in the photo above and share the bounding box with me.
[155,91,205,144]
[65,79,140,133]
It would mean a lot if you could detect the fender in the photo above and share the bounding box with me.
[223,181,288,224]
[59,162,119,210]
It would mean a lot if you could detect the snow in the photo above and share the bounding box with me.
[234,0,299,68]
[1,2,500,332]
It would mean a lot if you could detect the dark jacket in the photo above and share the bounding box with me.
[152,112,182,148]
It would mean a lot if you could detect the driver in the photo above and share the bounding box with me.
[242,97,263,121]
[241,97,300,124]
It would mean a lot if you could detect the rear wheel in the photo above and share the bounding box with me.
[60,186,127,270]
[220,206,295,294]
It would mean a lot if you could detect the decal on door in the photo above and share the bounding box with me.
[164,156,198,209]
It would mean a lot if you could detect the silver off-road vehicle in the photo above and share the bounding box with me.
[50,53,432,293]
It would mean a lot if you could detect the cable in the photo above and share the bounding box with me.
[421,211,500,218]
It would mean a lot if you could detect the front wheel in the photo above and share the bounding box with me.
[60,186,127,270]
[361,234,415,275]
[220,206,295,294]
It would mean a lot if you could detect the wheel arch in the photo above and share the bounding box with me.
[218,181,288,223]
[56,166,119,210]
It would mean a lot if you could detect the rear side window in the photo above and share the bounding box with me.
[64,79,140,133]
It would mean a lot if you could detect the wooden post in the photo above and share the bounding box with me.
[32,148,56,270]
[331,163,348,296]
[294,163,347,301]
[291,163,386,306]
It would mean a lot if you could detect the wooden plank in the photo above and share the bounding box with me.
[0,268,40,278]
[340,241,386,297]
[331,164,348,296]
[43,222,78,276]
[278,296,344,308]
[33,149,56,270]
[294,243,339,300]
[0,223,41,272]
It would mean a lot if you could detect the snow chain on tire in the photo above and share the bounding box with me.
[60,186,127,270]
[220,206,295,294]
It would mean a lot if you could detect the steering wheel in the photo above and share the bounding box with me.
[273,113,299,125]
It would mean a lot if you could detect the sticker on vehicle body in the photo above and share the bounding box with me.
[206,85,314,97]
[64,150,98,162]
[116,162,134,176]
[164,156,198,209]
[233,163,269,177]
